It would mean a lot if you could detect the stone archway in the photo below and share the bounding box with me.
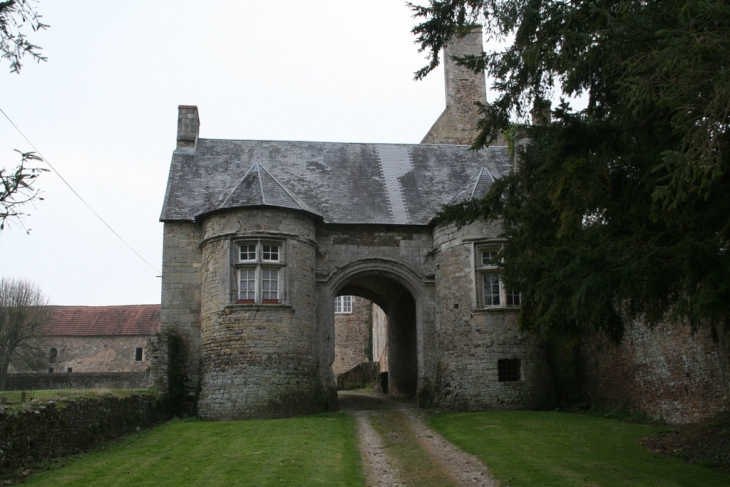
[337,273,418,397]
[320,259,428,401]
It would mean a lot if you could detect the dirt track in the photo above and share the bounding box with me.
[339,392,499,487]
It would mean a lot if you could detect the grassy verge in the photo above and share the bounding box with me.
[369,410,455,487]
[24,414,364,487]
[430,411,730,487]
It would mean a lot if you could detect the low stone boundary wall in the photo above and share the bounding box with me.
[0,393,168,474]
[5,372,152,391]
[336,362,379,390]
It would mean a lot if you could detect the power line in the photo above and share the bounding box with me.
[0,107,162,275]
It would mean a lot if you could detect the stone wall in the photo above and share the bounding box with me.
[579,322,730,424]
[4,372,152,391]
[333,296,372,375]
[196,208,324,419]
[0,394,167,474]
[160,221,203,392]
[23,336,151,374]
[430,221,555,410]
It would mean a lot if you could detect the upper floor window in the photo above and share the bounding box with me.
[334,295,352,314]
[476,244,520,309]
[233,240,285,305]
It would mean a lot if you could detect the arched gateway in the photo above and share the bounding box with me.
[158,31,556,419]
[320,258,433,402]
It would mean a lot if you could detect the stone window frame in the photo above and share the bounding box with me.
[334,295,352,314]
[474,241,520,310]
[232,238,287,305]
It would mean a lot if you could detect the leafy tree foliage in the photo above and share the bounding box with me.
[1,150,46,231]
[1,1,48,233]
[0,0,47,73]
[412,1,730,341]
[0,277,49,389]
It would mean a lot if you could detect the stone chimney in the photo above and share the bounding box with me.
[177,105,200,150]
[421,30,488,145]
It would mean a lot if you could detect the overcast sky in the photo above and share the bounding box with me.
[0,1,491,306]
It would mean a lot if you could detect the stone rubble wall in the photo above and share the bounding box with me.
[579,322,730,424]
[0,394,168,475]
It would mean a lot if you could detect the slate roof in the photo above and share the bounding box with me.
[42,305,160,336]
[447,167,498,205]
[160,140,511,225]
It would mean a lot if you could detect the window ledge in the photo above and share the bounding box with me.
[224,303,293,314]
[472,307,520,314]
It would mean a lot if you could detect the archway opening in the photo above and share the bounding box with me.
[333,272,418,398]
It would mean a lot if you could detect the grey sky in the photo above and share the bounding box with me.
[0,1,461,305]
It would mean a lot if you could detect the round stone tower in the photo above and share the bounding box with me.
[196,207,325,419]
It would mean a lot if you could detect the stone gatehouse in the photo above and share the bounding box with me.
[159,30,729,422]
[159,31,554,419]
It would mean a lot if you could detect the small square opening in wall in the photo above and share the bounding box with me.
[67,367,72,373]
[48,368,53,373]
[498,359,521,382]
[135,348,143,362]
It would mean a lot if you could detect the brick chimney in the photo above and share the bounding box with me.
[421,30,489,145]
[177,105,200,150]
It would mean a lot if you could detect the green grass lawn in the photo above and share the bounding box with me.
[24,414,364,487]
[430,411,730,487]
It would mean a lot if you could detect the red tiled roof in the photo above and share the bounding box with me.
[42,305,160,336]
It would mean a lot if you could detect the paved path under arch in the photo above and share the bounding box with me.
[338,392,499,487]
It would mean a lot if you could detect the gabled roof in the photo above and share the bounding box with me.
[42,305,160,336]
[160,140,511,225]
[200,163,321,217]
[447,167,497,205]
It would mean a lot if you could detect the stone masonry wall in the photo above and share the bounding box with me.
[580,322,730,424]
[0,394,167,474]
[333,296,373,375]
[160,222,203,392]
[431,221,555,410]
[196,208,324,419]
[31,336,151,374]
